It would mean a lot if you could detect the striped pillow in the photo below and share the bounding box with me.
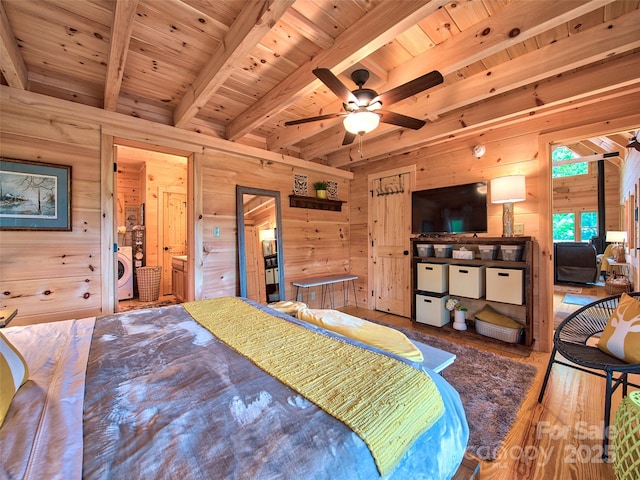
[0,332,29,426]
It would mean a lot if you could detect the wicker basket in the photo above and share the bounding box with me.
[605,274,632,295]
[136,266,162,302]
[614,391,640,480]
[475,318,524,344]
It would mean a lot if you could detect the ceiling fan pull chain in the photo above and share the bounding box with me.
[358,134,364,159]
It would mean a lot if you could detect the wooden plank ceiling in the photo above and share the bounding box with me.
[1,0,639,169]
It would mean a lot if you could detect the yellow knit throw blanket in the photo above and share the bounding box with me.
[183,297,444,476]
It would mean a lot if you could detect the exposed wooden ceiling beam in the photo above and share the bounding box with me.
[553,152,619,165]
[0,0,27,89]
[104,0,138,111]
[174,0,294,128]
[580,139,609,155]
[606,133,632,150]
[314,9,640,162]
[281,6,334,50]
[325,53,640,167]
[224,0,450,141]
[267,0,614,153]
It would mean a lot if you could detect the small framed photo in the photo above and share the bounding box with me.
[0,158,72,231]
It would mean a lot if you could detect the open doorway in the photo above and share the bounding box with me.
[115,144,188,311]
[550,129,635,328]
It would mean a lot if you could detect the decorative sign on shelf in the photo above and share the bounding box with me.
[293,174,308,196]
[327,180,338,200]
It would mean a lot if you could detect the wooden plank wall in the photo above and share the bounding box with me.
[552,161,620,234]
[196,149,351,304]
[349,91,640,351]
[0,102,103,322]
[1,84,638,341]
[621,148,640,290]
[0,86,352,323]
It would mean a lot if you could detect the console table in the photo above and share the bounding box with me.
[293,274,358,309]
[607,258,631,277]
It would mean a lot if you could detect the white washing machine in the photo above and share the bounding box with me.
[118,246,134,300]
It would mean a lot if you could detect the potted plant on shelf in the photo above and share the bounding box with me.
[446,298,468,331]
[313,181,328,199]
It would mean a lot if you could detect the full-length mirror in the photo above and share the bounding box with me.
[236,186,285,303]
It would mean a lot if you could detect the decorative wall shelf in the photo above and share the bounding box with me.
[289,195,345,212]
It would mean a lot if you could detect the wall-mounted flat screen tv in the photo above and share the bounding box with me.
[411,181,488,235]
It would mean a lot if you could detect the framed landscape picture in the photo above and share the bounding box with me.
[0,158,72,231]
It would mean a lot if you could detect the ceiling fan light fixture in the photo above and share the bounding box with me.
[343,111,380,135]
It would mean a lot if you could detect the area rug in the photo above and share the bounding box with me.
[554,285,582,293]
[118,299,177,312]
[563,293,601,306]
[366,318,537,461]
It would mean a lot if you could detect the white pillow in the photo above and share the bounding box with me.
[297,308,424,362]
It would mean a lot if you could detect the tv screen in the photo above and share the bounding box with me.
[412,182,488,235]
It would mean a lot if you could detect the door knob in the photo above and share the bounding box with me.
[164,247,169,251]
[403,250,409,255]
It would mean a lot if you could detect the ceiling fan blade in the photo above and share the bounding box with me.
[284,112,344,126]
[342,131,357,145]
[313,68,358,104]
[379,110,426,130]
[378,70,444,106]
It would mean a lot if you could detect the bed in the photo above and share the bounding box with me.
[1,297,468,479]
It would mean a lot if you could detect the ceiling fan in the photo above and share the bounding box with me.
[285,68,444,145]
[627,131,640,152]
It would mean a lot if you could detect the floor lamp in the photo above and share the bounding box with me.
[490,175,526,237]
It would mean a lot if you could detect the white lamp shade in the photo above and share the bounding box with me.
[490,175,526,204]
[343,111,380,135]
[606,231,627,243]
[260,228,275,242]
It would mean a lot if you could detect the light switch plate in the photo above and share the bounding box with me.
[514,223,525,235]
[214,226,220,237]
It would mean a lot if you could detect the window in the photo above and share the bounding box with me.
[580,211,598,241]
[552,146,587,178]
[553,213,575,241]
[553,211,597,242]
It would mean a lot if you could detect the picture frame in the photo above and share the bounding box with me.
[0,158,72,231]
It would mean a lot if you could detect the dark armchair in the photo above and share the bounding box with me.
[554,242,599,284]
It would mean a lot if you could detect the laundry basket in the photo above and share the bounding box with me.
[136,266,162,302]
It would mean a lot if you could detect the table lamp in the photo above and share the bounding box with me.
[260,228,276,256]
[606,231,627,263]
[490,175,526,237]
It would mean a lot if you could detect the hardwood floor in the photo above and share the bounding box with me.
[340,303,638,480]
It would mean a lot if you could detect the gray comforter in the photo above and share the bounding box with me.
[81,301,468,479]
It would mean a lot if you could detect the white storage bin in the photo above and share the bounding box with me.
[501,245,524,262]
[417,263,449,293]
[415,293,450,327]
[452,248,474,259]
[479,245,498,260]
[486,268,524,305]
[416,244,433,257]
[434,244,453,258]
[449,265,486,299]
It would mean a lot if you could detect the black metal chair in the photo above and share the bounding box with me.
[538,291,640,459]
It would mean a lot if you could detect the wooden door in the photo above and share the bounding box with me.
[369,169,414,317]
[161,191,187,296]
[244,224,265,302]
